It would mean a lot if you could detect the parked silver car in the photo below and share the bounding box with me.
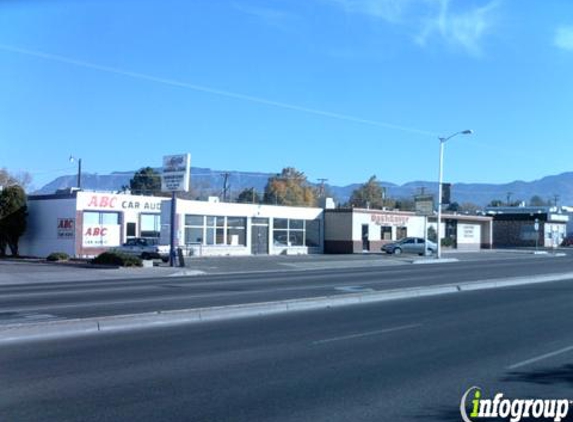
[113,237,170,262]
[381,237,437,256]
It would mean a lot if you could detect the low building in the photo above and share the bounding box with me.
[19,190,167,258]
[486,206,568,248]
[324,208,492,253]
[160,198,324,256]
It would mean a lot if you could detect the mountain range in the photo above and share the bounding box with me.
[34,167,573,207]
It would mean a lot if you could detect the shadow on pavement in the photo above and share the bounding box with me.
[503,363,573,387]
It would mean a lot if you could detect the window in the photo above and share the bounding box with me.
[184,215,246,246]
[185,215,204,245]
[185,227,204,243]
[185,215,204,226]
[381,226,392,240]
[126,222,136,238]
[140,214,160,238]
[83,211,120,225]
[227,217,246,246]
[273,218,320,248]
[206,216,225,245]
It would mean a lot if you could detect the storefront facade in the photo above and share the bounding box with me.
[324,208,492,253]
[20,191,167,258]
[486,206,568,248]
[161,199,324,256]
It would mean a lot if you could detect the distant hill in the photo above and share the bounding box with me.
[34,168,573,207]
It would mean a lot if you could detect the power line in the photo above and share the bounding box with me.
[0,44,437,137]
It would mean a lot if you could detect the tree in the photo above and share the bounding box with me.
[348,176,385,209]
[529,195,548,206]
[394,198,415,211]
[458,202,480,214]
[237,188,261,204]
[128,167,162,196]
[0,168,32,191]
[488,199,504,207]
[427,226,437,242]
[263,167,317,207]
[0,185,28,256]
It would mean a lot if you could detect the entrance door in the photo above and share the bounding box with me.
[361,224,369,251]
[251,218,269,255]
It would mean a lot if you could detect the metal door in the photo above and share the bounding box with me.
[362,225,369,251]
[251,218,269,255]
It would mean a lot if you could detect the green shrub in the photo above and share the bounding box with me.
[46,252,70,262]
[441,237,456,248]
[92,251,142,267]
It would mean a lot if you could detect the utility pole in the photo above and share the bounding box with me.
[553,194,560,207]
[317,178,328,197]
[222,172,230,202]
[506,191,513,206]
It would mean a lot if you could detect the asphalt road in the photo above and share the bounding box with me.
[3,278,573,421]
[0,254,571,324]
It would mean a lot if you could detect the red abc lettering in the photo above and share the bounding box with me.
[87,196,98,207]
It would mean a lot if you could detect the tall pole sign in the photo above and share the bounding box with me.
[162,154,191,267]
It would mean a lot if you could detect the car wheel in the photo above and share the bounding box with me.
[393,248,402,255]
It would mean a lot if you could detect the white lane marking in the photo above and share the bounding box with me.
[312,323,422,345]
[335,286,375,293]
[508,345,573,370]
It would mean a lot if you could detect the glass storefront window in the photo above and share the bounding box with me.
[274,218,288,229]
[185,215,204,226]
[290,219,304,230]
[141,214,160,238]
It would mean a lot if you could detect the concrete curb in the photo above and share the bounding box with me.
[2,272,573,343]
[411,258,459,265]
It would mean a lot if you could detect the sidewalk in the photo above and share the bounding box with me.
[0,260,198,285]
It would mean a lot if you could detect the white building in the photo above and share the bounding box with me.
[20,191,167,258]
[160,198,324,256]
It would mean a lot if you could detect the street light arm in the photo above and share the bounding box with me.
[439,129,473,143]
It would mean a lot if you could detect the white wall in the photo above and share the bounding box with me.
[457,223,481,251]
[350,211,425,241]
[19,198,76,257]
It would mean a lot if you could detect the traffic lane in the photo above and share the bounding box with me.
[4,275,573,322]
[3,282,573,421]
[1,256,573,321]
[0,253,570,298]
[2,254,571,302]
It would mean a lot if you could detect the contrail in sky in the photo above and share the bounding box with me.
[0,44,438,136]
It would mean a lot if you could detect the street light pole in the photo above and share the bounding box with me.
[69,156,82,189]
[436,130,473,259]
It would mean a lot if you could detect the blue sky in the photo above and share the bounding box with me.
[1,0,572,190]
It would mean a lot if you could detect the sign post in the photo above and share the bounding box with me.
[161,154,191,267]
[534,218,539,251]
[415,194,435,256]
